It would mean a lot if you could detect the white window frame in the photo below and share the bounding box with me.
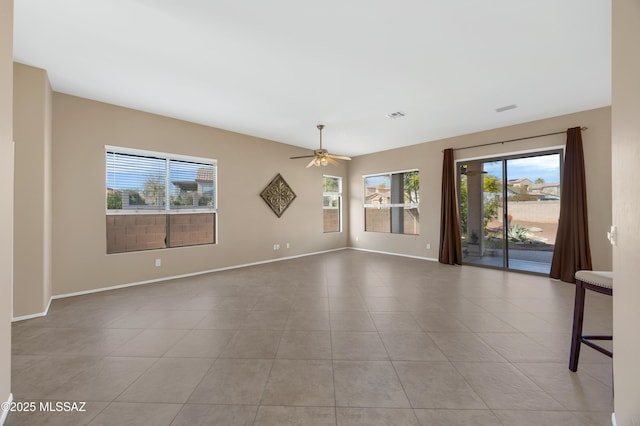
[362,169,419,209]
[105,145,217,215]
[323,174,342,233]
[363,169,420,234]
[105,146,218,253]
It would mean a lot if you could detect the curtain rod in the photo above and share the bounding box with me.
[452,126,588,152]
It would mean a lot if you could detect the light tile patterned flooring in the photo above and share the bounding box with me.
[8,250,613,425]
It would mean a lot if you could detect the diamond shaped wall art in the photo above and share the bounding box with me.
[260,174,296,217]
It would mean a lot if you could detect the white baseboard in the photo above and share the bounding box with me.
[12,297,52,322]
[13,246,439,322]
[611,412,616,426]
[12,247,348,322]
[0,393,13,425]
[350,246,438,262]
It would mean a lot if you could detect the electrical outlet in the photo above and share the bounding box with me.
[426,243,431,250]
[273,244,278,251]
[155,259,161,267]
[607,225,617,246]
[355,236,359,242]
[286,243,290,249]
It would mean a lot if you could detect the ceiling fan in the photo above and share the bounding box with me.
[290,124,352,168]
[460,165,487,177]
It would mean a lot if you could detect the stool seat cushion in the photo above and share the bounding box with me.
[575,271,613,289]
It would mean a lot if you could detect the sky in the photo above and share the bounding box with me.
[482,153,561,184]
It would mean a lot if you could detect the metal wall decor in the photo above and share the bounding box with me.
[260,174,296,217]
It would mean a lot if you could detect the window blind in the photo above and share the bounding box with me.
[106,151,167,212]
[106,149,217,213]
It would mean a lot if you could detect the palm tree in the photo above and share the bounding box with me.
[403,171,419,203]
[144,176,165,207]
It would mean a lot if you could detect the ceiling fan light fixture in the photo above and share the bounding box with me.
[289,124,352,167]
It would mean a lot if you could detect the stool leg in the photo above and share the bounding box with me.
[569,280,586,372]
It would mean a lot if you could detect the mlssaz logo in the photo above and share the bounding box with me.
[39,401,87,412]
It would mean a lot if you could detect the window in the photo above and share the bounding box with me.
[106,147,217,254]
[364,170,419,234]
[323,175,342,233]
[458,150,562,274]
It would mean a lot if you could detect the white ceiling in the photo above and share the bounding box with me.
[13,0,611,157]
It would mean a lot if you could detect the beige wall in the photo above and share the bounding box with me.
[612,0,640,423]
[5,2,635,420]
[0,0,12,411]
[348,107,612,271]
[52,93,348,297]
[13,63,53,318]
[0,0,13,410]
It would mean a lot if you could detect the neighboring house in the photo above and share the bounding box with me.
[506,178,561,200]
[171,167,215,207]
[507,178,533,193]
[172,167,214,196]
[506,187,521,197]
[365,186,391,205]
[196,167,214,195]
[530,182,560,197]
[365,193,390,205]
[171,180,197,195]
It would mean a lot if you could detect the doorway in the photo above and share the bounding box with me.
[458,150,562,274]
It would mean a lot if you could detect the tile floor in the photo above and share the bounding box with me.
[7,250,614,425]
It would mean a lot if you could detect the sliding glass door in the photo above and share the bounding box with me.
[458,150,562,274]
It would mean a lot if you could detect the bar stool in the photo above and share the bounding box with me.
[569,270,613,372]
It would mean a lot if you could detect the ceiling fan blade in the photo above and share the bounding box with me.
[464,170,487,176]
[326,156,340,166]
[327,154,352,161]
[296,125,347,168]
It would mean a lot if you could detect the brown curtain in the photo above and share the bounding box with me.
[439,148,462,265]
[550,127,592,282]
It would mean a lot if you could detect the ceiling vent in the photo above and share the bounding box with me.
[385,111,406,119]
